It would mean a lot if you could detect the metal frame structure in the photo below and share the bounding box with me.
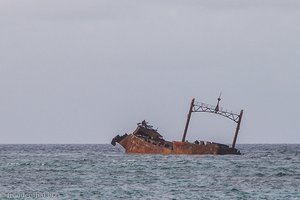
[182,97,243,149]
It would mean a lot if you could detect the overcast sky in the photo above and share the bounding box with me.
[0,0,300,144]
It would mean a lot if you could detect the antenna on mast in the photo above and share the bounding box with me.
[215,92,222,112]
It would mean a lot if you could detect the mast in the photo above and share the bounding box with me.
[232,109,243,149]
[182,96,244,147]
[182,98,195,142]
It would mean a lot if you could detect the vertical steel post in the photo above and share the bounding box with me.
[182,98,195,142]
[232,109,243,149]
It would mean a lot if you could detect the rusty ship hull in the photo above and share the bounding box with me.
[111,127,241,155]
[118,134,239,155]
[111,97,243,155]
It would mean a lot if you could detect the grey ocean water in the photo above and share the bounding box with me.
[0,144,299,200]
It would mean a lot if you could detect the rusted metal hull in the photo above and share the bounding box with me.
[112,97,244,155]
[115,134,240,155]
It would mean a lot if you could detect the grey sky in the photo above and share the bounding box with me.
[1,0,300,144]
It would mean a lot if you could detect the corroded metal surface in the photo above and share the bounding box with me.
[112,97,243,155]
[119,134,172,154]
[113,132,240,155]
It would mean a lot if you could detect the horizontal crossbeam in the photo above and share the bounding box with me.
[193,101,240,123]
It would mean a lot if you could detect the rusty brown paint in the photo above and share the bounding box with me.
[117,134,240,155]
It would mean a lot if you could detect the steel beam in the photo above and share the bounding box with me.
[232,110,244,149]
[182,98,195,142]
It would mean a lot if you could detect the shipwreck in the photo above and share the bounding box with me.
[112,96,244,155]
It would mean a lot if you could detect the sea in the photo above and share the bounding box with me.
[0,144,299,200]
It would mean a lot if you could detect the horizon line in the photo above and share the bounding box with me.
[0,143,299,145]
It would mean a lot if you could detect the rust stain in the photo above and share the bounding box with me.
[112,125,240,155]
